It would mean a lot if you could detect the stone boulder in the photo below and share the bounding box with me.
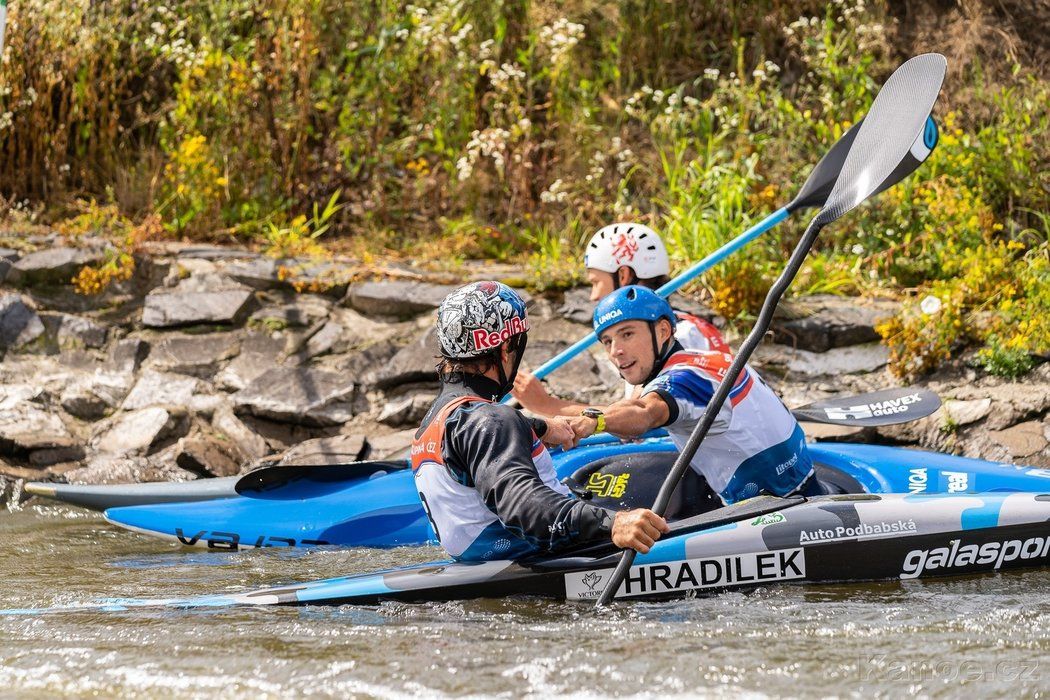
[147,332,241,378]
[754,342,889,377]
[108,338,150,373]
[771,295,898,352]
[249,295,333,328]
[288,320,343,363]
[378,393,433,427]
[40,312,108,349]
[366,327,439,390]
[344,280,456,318]
[0,387,82,466]
[142,274,255,328]
[6,246,106,286]
[62,453,197,486]
[276,434,369,466]
[60,370,134,420]
[233,367,357,426]
[93,407,182,455]
[989,420,1048,460]
[557,287,593,325]
[214,331,287,391]
[0,248,18,283]
[366,429,415,460]
[212,405,270,461]
[122,371,200,411]
[0,294,45,351]
[174,434,243,477]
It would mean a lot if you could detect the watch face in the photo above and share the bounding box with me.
[582,408,603,419]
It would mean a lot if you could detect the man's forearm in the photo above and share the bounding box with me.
[603,399,665,437]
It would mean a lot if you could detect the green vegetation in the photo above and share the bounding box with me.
[0,0,1046,378]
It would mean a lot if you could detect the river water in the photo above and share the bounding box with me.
[1,504,1048,699]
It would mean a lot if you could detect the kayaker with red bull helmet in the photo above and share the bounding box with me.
[512,222,728,417]
[567,285,825,504]
[412,281,669,562]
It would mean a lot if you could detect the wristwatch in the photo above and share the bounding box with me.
[581,407,606,434]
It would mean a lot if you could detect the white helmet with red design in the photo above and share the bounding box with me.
[584,223,670,279]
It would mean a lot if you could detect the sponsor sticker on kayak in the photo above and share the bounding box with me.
[563,548,805,600]
[799,519,917,544]
[900,536,1050,579]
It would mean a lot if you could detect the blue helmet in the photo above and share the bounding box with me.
[593,285,676,337]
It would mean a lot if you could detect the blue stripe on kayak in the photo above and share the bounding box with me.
[634,523,738,566]
[960,495,1009,531]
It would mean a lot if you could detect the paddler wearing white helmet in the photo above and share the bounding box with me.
[512,222,729,418]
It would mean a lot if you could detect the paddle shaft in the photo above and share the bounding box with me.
[594,216,825,606]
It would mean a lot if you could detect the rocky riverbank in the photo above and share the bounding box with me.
[1,236,1048,507]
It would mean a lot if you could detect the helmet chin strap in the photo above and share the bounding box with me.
[641,321,673,386]
[495,334,528,400]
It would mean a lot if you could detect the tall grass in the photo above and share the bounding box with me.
[0,0,1046,376]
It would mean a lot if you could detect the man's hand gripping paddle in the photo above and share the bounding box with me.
[593,53,947,608]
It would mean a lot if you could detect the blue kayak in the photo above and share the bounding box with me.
[96,437,1050,550]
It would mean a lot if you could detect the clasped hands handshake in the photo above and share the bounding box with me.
[538,415,601,452]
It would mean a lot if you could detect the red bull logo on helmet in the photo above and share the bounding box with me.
[471,314,530,350]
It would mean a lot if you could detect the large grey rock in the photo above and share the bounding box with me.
[122,371,200,410]
[367,327,439,389]
[108,338,150,373]
[289,320,343,363]
[175,434,243,477]
[227,258,351,296]
[0,294,45,350]
[943,398,993,427]
[6,246,105,286]
[224,258,282,290]
[771,295,898,352]
[147,332,241,378]
[378,393,432,427]
[527,340,612,403]
[557,287,594,325]
[41,312,108,349]
[0,248,19,283]
[62,453,197,486]
[276,434,369,466]
[0,385,79,464]
[249,296,333,328]
[214,331,287,391]
[212,405,270,460]
[989,421,1047,459]
[344,280,457,318]
[142,274,255,328]
[233,367,356,426]
[60,371,133,420]
[755,342,889,377]
[94,407,178,455]
[367,429,415,460]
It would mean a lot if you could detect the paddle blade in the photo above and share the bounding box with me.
[817,54,946,225]
[787,120,863,212]
[792,388,941,427]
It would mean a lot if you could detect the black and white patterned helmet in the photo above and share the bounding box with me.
[437,281,530,359]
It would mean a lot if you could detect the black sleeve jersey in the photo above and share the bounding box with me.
[442,401,614,552]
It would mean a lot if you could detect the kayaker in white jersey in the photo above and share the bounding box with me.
[567,285,825,504]
[512,222,728,417]
[412,281,669,562]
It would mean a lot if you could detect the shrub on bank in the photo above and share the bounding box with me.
[0,0,1045,377]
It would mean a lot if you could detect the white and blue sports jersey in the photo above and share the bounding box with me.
[642,350,813,504]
